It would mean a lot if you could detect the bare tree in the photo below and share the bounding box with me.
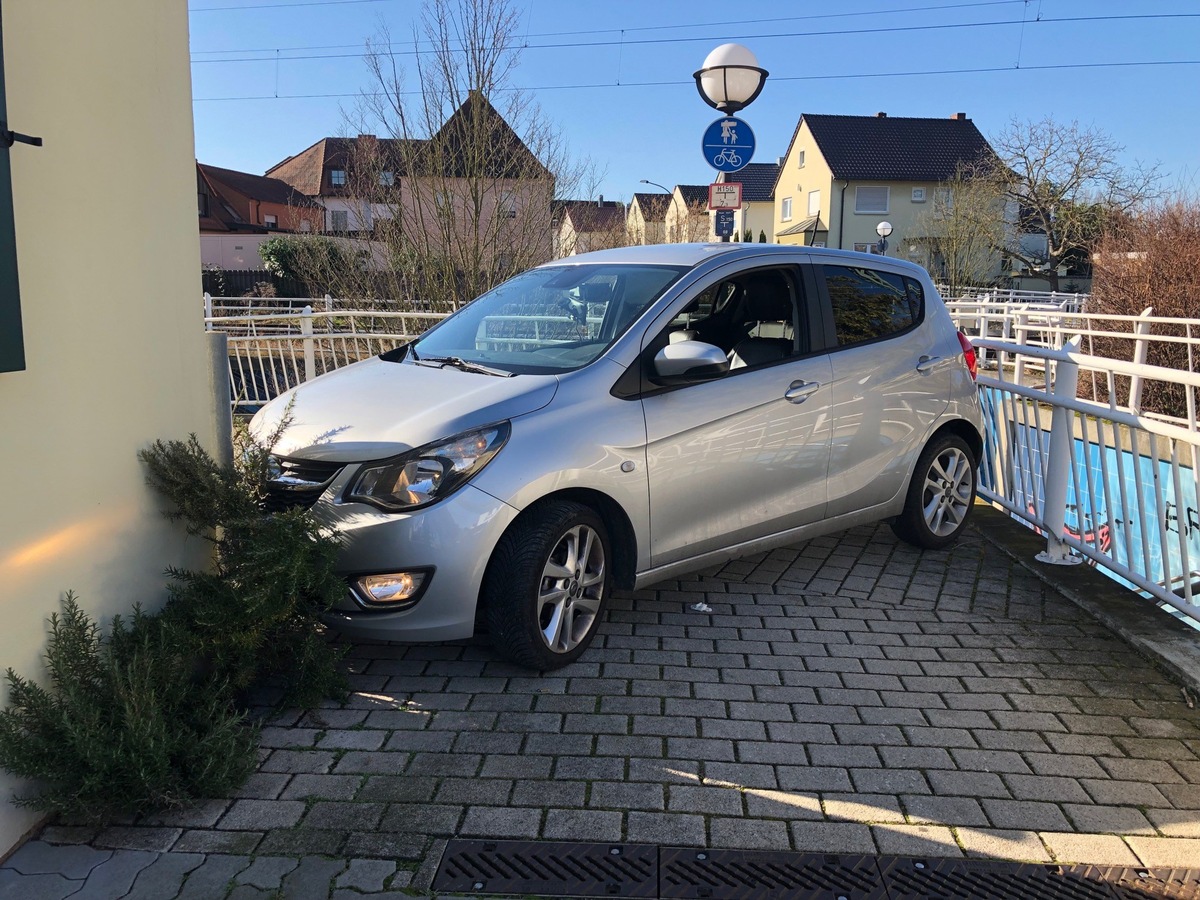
[917,161,1007,294]
[281,0,597,308]
[988,117,1160,291]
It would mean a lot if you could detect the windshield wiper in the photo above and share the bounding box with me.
[415,356,514,377]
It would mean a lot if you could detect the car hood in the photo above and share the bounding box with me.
[249,356,559,462]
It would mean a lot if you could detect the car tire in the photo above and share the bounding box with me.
[890,432,977,550]
[484,500,611,670]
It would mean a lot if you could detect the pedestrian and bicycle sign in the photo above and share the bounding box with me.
[701,116,755,173]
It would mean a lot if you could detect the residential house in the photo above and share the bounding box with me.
[714,162,779,242]
[772,112,998,272]
[664,184,711,243]
[267,93,554,266]
[627,192,671,245]
[2,0,224,854]
[198,163,323,269]
[553,198,626,258]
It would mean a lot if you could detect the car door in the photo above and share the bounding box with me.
[639,264,834,568]
[816,263,951,517]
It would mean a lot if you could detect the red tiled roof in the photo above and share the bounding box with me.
[199,163,320,208]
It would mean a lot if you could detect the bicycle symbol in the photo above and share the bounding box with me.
[712,147,742,167]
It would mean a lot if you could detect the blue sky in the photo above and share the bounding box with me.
[190,0,1200,201]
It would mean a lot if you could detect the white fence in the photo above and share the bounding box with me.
[939,285,1088,311]
[204,295,448,411]
[977,337,1200,618]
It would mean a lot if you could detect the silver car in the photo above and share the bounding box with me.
[251,244,982,669]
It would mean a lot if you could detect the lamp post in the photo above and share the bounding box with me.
[693,44,769,115]
[640,179,677,243]
[876,220,893,256]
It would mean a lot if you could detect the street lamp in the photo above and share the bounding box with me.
[693,44,769,115]
[876,220,893,255]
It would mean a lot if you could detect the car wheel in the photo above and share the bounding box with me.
[484,500,610,670]
[891,433,977,550]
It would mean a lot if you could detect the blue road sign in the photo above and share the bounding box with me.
[702,116,755,173]
[715,209,735,237]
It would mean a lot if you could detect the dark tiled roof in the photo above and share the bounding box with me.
[721,163,779,202]
[677,184,709,206]
[799,114,996,182]
[564,202,625,232]
[199,163,320,208]
[632,193,671,221]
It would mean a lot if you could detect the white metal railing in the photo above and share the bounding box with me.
[976,336,1200,618]
[939,285,1088,310]
[204,294,606,411]
[205,299,450,411]
[948,302,1200,420]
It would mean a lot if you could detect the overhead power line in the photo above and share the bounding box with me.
[190,0,1021,53]
[192,58,1200,102]
[189,12,1200,64]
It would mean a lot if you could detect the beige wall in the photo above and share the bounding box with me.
[1,0,219,853]
[775,121,835,246]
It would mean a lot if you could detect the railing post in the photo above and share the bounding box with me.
[301,305,316,382]
[1037,336,1083,566]
[1128,305,1155,411]
[203,292,213,330]
[325,293,333,314]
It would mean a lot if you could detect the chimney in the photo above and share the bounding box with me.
[597,194,604,206]
[951,112,967,120]
[875,112,887,118]
[357,133,377,143]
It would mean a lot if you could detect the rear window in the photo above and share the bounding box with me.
[821,265,923,347]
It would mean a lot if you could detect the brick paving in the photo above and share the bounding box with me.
[2,518,1199,898]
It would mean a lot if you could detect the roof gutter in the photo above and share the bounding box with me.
[837,180,849,250]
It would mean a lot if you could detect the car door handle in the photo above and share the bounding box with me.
[784,380,820,404]
[916,355,942,374]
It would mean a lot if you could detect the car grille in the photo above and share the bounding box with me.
[262,456,344,512]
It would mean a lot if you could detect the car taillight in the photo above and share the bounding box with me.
[957,331,978,381]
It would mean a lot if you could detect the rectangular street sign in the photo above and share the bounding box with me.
[715,209,735,237]
[708,182,742,210]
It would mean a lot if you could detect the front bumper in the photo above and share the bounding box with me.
[310,480,520,642]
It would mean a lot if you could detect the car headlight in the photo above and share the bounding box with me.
[345,422,511,511]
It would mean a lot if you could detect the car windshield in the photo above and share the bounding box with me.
[406,264,687,375]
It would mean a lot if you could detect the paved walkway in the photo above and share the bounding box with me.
[2,512,1199,898]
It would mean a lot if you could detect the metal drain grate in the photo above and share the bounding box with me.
[659,849,887,899]
[434,839,658,897]
[433,840,1200,899]
[880,857,1118,900]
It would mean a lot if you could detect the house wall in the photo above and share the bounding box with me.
[733,200,775,243]
[1,0,219,855]
[200,233,277,269]
[626,202,665,245]
[775,122,835,246]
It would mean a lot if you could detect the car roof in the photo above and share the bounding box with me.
[542,242,930,277]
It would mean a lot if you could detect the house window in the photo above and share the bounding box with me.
[198,191,209,217]
[854,186,889,214]
[263,214,277,229]
[807,190,820,217]
[853,242,881,255]
[379,171,394,186]
[329,210,349,232]
[329,169,346,186]
[911,187,926,203]
[781,197,793,221]
[798,150,805,168]
[499,193,516,218]
[436,192,449,211]
[0,21,26,373]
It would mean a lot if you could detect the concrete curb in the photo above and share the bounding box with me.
[969,502,1200,697]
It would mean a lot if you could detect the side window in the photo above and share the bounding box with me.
[657,268,806,370]
[822,265,916,347]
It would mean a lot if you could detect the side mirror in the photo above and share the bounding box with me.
[651,340,729,385]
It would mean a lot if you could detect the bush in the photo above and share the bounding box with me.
[1087,198,1200,418]
[0,595,257,822]
[140,430,349,708]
